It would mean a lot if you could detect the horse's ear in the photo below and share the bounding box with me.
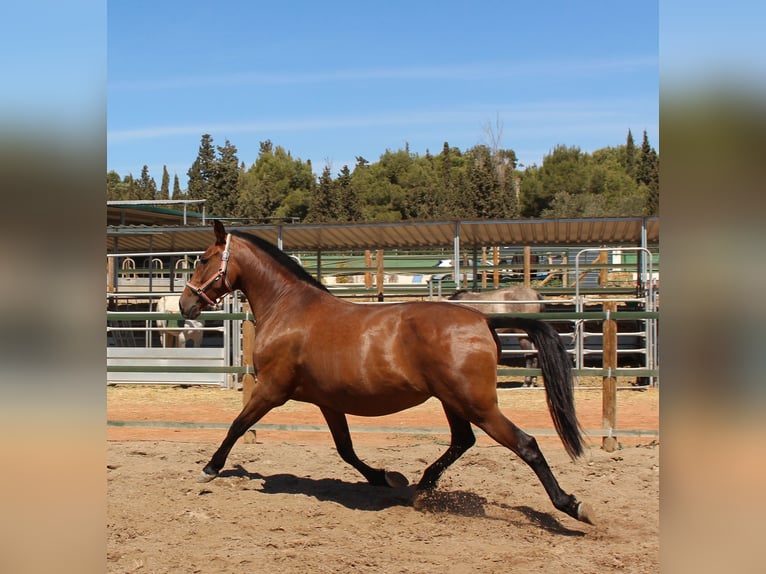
[212,220,227,245]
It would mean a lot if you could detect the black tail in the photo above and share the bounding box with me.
[488,316,584,459]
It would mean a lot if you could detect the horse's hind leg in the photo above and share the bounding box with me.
[320,407,408,488]
[520,337,539,387]
[476,408,593,524]
[199,387,283,482]
[415,406,475,492]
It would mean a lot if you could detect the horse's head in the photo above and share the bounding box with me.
[180,220,238,319]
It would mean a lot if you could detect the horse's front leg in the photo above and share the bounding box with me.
[319,406,408,488]
[199,386,283,482]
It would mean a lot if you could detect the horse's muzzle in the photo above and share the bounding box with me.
[178,294,201,320]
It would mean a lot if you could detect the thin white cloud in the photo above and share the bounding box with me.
[108,97,655,143]
[109,56,656,92]
[108,112,455,142]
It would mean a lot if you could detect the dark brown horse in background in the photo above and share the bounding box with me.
[179,221,593,524]
[448,286,545,387]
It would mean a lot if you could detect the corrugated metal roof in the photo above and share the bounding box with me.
[107,216,659,254]
[107,203,208,227]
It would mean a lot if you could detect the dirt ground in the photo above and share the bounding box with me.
[107,381,659,573]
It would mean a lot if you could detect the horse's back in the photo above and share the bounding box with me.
[156,295,181,314]
[497,286,543,313]
[450,286,542,314]
[398,301,500,368]
[283,300,499,412]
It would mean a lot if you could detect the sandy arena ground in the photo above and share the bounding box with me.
[107,381,659,573]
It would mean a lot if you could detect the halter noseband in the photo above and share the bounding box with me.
[186,233,234,306]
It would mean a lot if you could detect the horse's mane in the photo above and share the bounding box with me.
[449,289,469,299]
[230,230,330,292]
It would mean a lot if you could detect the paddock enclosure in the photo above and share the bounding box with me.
[107,209,659,389]
[107,208,659,572]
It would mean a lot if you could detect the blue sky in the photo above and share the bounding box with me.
[108,1,658,189]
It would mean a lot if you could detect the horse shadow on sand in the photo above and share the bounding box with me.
[211,464,585,537]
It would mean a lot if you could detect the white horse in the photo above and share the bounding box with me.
[155,295,204,348]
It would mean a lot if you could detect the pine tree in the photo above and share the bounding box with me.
[125,174,138,200]
[624,129,636,178]
[436,142,462,218]
[136,165,157,200]
[336,165,362,221]
[466,145,502,218]
[171,174,183,199]
[637,130,659,215]
[157,165,170,200]
[187,134,216,201]
[207,139,240,217]
[307,165,338,222]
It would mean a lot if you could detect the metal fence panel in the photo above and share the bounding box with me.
[107,347,227,385]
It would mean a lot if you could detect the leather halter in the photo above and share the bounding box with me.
[185,233,233,306]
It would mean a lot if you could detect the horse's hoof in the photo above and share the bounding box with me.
[197,470,218,483]
[384,471,409,488]
[576,501,595,525]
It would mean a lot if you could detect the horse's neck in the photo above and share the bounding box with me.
[237,248,329,319]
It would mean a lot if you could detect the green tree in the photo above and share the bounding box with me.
[171,174,183,199]
[432,142,465,218]
[157,165,170,200]
[637,130,659,215]
[354,148,407,221]
[184,135,242,216]
[237,141,315,222]
[274,188,311,222]
[464,144,517,218]
[536,144,648,218]
[306,164,338,222]
[481,115,519,217]
[106,170,127,200]
[136,165,157,200]
[520,145,588,216]
[124,174,138,200]
[623,129,636,177]
[187,134,216,201]
[107,132,657,224]
[207,139,240,217]
[335,165,362,221]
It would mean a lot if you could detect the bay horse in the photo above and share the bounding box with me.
[448,287,545,387]
[179,221,593,524]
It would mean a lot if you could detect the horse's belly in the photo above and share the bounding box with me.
[293,381,430,417]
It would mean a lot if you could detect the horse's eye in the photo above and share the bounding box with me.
[195,258,207,269]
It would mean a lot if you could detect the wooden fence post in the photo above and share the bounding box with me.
[107,257,115,293]
[364,250,373,289]
[562,254,568,288]
[523,245,531,287]
[602,300,618,452]
[376,249,385,302]
[241,302,257,443]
